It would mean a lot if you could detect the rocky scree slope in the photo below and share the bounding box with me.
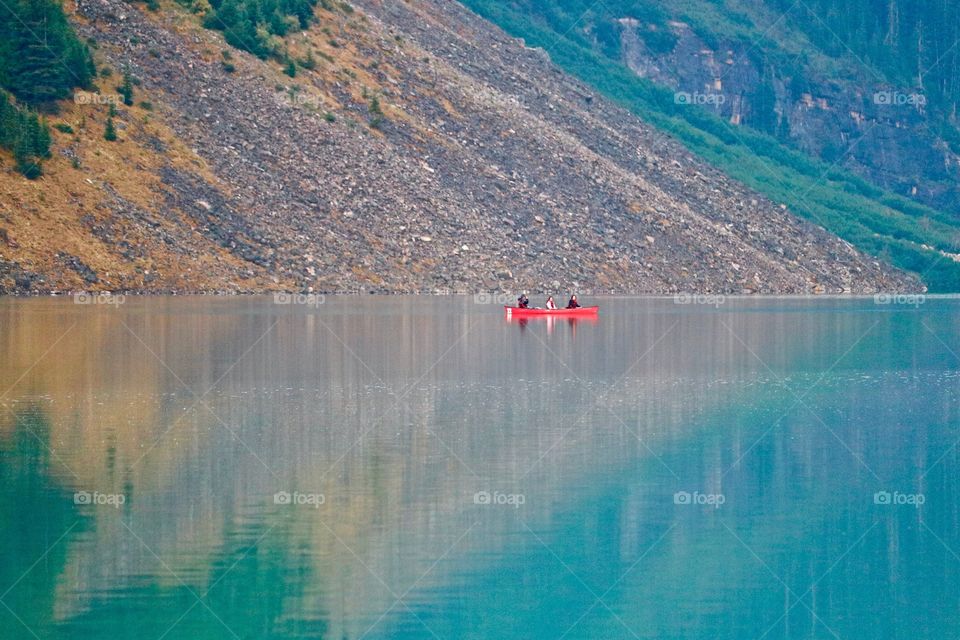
[4,0,918,293]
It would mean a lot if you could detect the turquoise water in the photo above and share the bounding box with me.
[0,296,958,639]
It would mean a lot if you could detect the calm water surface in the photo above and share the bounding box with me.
[0,296,958,639]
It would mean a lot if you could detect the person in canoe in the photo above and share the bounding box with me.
[545,296,558,310]
[517,293,530,309]
[566,294,581,309]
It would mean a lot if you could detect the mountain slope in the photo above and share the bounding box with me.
[0,0,916,293]
[612,1,960,215]
[461,0,960,291]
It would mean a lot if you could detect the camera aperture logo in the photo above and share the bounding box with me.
[273,292,325,307]
[873,490,925,508]
[473,490,525,508]
[274,490,325,508]
[74,491,126,508]
[674,490,725,509]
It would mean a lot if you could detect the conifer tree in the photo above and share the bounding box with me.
[0,90,50,178]
[1,0,95,107]
[118,70,135,106]
[104,116,117,141]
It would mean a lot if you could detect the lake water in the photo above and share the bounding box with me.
[1,296,958,639]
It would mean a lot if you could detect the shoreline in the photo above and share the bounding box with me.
[0,290,941,299]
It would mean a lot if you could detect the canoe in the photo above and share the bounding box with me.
[504,305,599,318]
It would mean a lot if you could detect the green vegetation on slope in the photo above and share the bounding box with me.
[200,0,319,59]
[0,0,96,105]
[763,0,960,113]
[0,92,51,178]
[0,0,96,177]
[461,0,960,291]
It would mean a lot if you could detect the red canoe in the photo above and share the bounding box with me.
[504,305,599,318]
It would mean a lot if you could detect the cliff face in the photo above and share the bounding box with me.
[0,0,917,294]
[617,18,960,217]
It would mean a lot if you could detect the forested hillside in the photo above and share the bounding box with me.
[461,0,960,291]
[0,0,95,176]
[766,0,960,111]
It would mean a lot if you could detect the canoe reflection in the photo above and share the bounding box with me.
[506,314,599,335]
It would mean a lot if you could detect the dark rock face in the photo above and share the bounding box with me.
[57,253,99,284]
[61,0,917,294]
[0,258,41,294]
[618,19,960,217]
